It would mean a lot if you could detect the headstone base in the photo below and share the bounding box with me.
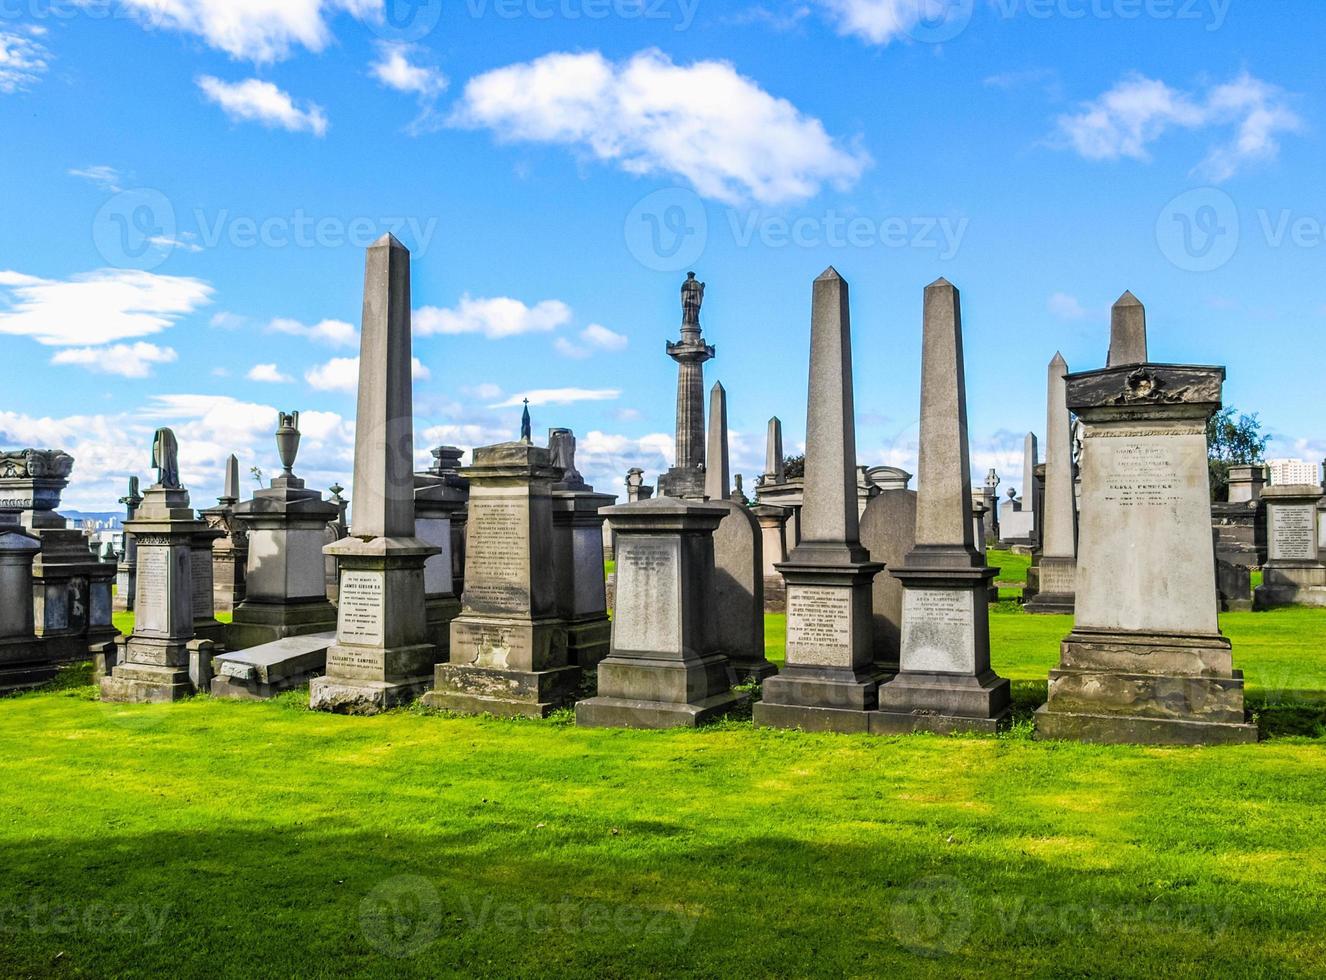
[210,632,335,700]
[1024,556,1076,614]
[425,595,462,658]
[1036,629,1257,745]
[872,671,1011,734]
[227,599,339,651]
[578,652,744,729]
[731,657,778,684]
[424,663,581,719]
[1217,560,1253,612]
[576,690,748,729]
[1255,563,1326,609]
[0,637,57,695]
[100,638,213,703]
[309,669,433,714]
[752,701,871,734]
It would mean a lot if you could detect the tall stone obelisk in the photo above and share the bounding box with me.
[705,382,731,502]
[754,268,885,733]
[310,234,439,714]
[873,279,1009,734]
[1026,352,1077,613]
[657,272,714,500]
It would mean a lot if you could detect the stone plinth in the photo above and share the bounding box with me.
[576,498,746,729]
[0,528,56,694]
[415,454,467,657]
[1036,352,1256,745]
[1255,485,1326,608]
[228,477,340,650]
[859,489,917,674]
[101,485,214,703]
[423,442,576,718]
[202,504,247,616]
[756,479,804,557]
[550,488,615,673]
[752,504,789,611]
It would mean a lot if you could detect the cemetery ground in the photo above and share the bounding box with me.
[1,562,1324,976]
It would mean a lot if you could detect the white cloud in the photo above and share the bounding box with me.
[109,0,379,64]
[0,268,213,346]
[451,48,869,205]
[305,355,429,392]
[554,323,629,359]
[1047,292,1087,321]
[371,41,449,134]
[415,295,572,339]
[0,28,51,94]
[492,388,621,409]
[198,76,329,136]
[50,342,178,378]
[462,383,503,402]
[247,363,293,383]
[815,0,955,45]
[1055,72,1302,182]
[68,165,125,193]
[210,311,248,330]
[268,316,358,347]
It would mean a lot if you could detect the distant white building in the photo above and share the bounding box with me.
[1267,459,1321,487]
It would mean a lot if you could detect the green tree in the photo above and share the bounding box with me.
[1208,408,1269,502]
[783,455,805,479]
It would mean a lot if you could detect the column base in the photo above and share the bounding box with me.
[730,657,779,684]
[577,689,748,729]
[423,663,581,718]
[752,700,871,734]
[1024,592,1076,614]
[100,662,194,703]
[873,670,1011,733]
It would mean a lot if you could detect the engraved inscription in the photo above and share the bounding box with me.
[338,571,384,645]
[900,588,976,674]
[1100,444,1181,508]
[464,499,529,611]
[191,549,212,618]
[135,546,169,634]
[786,586,852,665]
[1272,504,1318,561]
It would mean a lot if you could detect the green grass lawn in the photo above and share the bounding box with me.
[2,605,1325,976]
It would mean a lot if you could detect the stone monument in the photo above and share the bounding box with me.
[310,235,440,713]
[101,429,215,702]
[0,449,116,662]
[874,279,1009,734]
[423,440,577,717]
[859,489,917,673]
[1035,292,1257,745]
[1025,353,1077,614]
[228,413,340,650]
[754,269,886,734]
[0,528,55,694]
[201,454,248,614]
[548,427,615,672]
[113,476,143,613]
[1255,484,1326,607]
[576,497,746,728]
[751,502,790,612]
[657,272,715,500]
[415,445,468,654]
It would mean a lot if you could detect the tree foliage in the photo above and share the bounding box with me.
[783,455,806,479]
[1208,408,1269,502]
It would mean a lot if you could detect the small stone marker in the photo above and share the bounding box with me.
[576,497,746,729]
[1254,484,1326,607]
[1035,292,1257,745]
[874,279,1010,734]
[754,268,885,734]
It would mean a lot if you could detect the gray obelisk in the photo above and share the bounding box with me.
[311,234,440,714]
[1026,352,1077,613]
[705,382,731,502]
[1107,291,1147,367]
[754,268,885,734]
[874,279,1009,734]
[1022,432,1039,536]
[764,417,785,485]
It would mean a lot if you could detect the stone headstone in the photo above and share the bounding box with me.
[210,631,336,700]
[875,279,1009,735]
[310,235,440,714]
[202,455,248,615]
[576,498,746,728]
[1025,352,1077,614]
[859,489,917,673]
[1254,485,1326,607]
[754,268,883,734]
[424,442,577,717]
[1036,295,1256,745]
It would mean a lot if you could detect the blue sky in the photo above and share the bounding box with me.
[1,0,1322,511]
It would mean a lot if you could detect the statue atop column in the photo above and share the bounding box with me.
[659,273,716,500]
[681,271,705,334]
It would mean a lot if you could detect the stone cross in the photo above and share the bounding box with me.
[1107,290,1148,367]
[705,381,731,502]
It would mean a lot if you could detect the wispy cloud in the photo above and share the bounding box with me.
[268,316,358,347]
[492,388,621,408]
[198,76,329,136]
[370,41,448,134]
[0,27,51,94]
[554,324,629,359]
[247,363,293,383]
[415,295,572,339]
[68,165,125,193]
[51,342,178,378]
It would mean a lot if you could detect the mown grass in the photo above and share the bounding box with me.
[1,605,1324,976]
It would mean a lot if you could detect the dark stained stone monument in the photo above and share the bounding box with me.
[657,272,715,500]
[0,527,56,694]
[113,476,142,613]
[201,454,248,615]
[1035,293,1257,745]
[859,488,917,674]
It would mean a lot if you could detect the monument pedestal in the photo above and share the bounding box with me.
[1254,486,1326,608]
[550,485,615,674]
[1023,555,1077,614]
[0,529,56,695]
[228,477,339,650]
[429,616,579,718]
[415,447,468,657]
[310,537,438,714]
[576,498,746,729]
[1036,630,1257,745]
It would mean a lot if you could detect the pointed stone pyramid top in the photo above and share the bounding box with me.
[371,232,407,251]
[1108,290,1148,367]
[816,266,843,282]
[1050,351,1068,371]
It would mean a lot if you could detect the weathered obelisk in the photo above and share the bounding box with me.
[754,268,884,733]
[764,417,785,486]
[705,382,731,502]
[1026,352,1077,613]
[873,279,1009,734]
[657,272,714,500]
[310,234,439,714]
